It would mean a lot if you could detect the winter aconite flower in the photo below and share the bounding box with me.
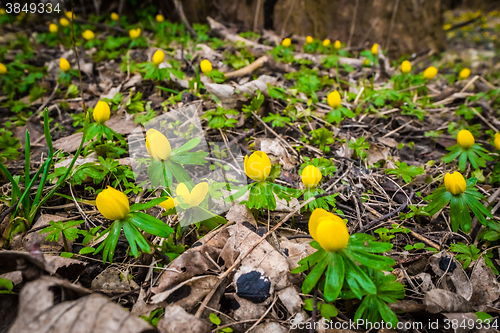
[282,38,291,47]
[111,12,119,21]
[423,66,438,80]
[457,129,475,149]
[401,60,411,74]
[309,208,349,252]
[244,151,272,182]
[327,90,341,108]
[306,36,313,44]
[0,63,6,74]
[459,68,471,80]
[444,172,466,195]
[159,197,177,210]
[301,165,322,189]
[129,28,141,39]
[152,50,164,66]
[145,128,172,161]
[333,40,341,50]
[495,133,500,151]
[82,30,95,40]
[65,11,75,19]
[93,101,110,124]
[60,18,69,27]
[49,23,58,33]
[371,43,379,55]
[156,14,165,22]
[200,59,212,74]
[323,39,331,47]
[176,182,208,207]
[59,58,70,72]
[96,186,130,220]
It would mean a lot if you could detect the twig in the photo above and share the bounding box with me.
[471,107,498,133]
[460,75,479,93]
[347,0,359,48]
[447,16,480,31]
[36,83,59,113]
[358,190,414,233]
[224,56,268,79]
[384,0,400,52]
[409,229,440,250]
[251,112,300,158]
[244,295,278,332]
[173,0,198,39]
[0,203,17,226]
[253,0,263,32]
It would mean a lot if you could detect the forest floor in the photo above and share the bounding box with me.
[1,7,500,333]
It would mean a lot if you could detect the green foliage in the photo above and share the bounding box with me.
[203,106,239,129]
[0,128,21,162]
[442,143,492,171]
[300,157,337,177]
[303,128,335,153]
[141,308,164,327]
[348,137,369,160]
[41,220,85,252]
[303,298,338,320]
[242,91,265,118]
[450,243,480,269]
[0,278,14,294]
[374,224,410,242]
[385,161,425,183]
[262,113,291,127]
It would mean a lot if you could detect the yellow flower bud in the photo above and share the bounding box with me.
[49,23,58,33]
[65,11,75,20]
[327,90,341,109]
[0,62,7,74]
[200,59,213,74]
[459,68,471,80]
[159,197,178,210]
[110,12,119,21]
[59,58,70,72]
[306,36,314,44]
[60,18,69,27]
[129,28,141,39]
[333,40,341,50]
[96,186,130,220]
[401,60,411,74]
[444,172,466,195]
[282,38,292,47]
[456,129,474,149]
[495,133,500,151]
[82,30,95,40]
[176,182,208,207]
[156,14,165,22]
[423,66,438,80]
[145,128,172,161]
[93,101,110,124]
[363,58,370,66]
[301,165,322,189]
[443,23,452,30]
[309,208,349,252]
[322,39,331,47]
[371,43,379,55]
[152,50,165,66]
[0,8,5,15]
[244,151,272,182]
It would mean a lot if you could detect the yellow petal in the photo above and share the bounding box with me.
[333,40,341,50]
[371,43,379,55]
[245,151,271,182]
[301,165,322,188]
[444,172,466,195]
[49,23,58,33]
[145,129,171,161]
[156,14,165,22]
[306,36,314,44]
[93,101,110,124]
[189,182,209,207]
[459,68,471,80]
[96,186,130,220]
[495,133,500,151]
[111,12,119,21]
[401,60,411,74]
[152,50,165,66]
[309,208,332,242]
[423,66,438,80]
[315,216,349,252]
[322,39,331,47]
[200,59,213,74]
[456,129,474,149]
[282,38,291,47]
[59,58,70,72]
[327,91,341,108]
[159,197,176,210]
[0,63,7,74]
[60,18,69,27]
[176,183,191,203]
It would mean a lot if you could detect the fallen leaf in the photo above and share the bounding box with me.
[424,289,473,313]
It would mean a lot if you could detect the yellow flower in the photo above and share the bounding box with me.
[282,38,291,47]
[96,186,130,220]
[495,133,500,151]
[200,59,213,74]
[156,14,165,22]
[129,28,141,39]
[0,8,5,14]
[333,40,341,50]
[306,36,314,44]
[152,50,164,66]
[443,23,452,30]
[60,18,69,27]
[423,66,438,80]
[82,30,95,40]
[0,62,7,74]
[371,43,379,55]
[93,101,110,124]
[309,208,349,252]
[327,90,341,109]
[323,39,331,47]
[176,182,208,207]
[159,197,178,210]
[111,12,119,21]
[456,129,474,149]
[444,172,466,195]
[401,60,411,74]
[59,58,70,72]
[363,58,370,66]
[244,151,272,182]
[145,128,172,161]
[49,23,58,33]
[301,165,322,189]
[459,68,471,80]
[65,11,75,20]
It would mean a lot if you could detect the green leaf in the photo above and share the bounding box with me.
[79,247,95,255]
[0,277,14,293]
[320,303,338,320]
[209,313,221,325]
[323,253,344,302]
[301,252,329,294]
[128,212,174,238]
[130,197,169,212]
[60,252,74,258]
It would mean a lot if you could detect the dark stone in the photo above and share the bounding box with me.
[236,271,271,303]
[439,256,457,273]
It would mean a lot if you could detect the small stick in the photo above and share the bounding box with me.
[244,295,278,333]
[224,56,268,79]
[471,107,498,133]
